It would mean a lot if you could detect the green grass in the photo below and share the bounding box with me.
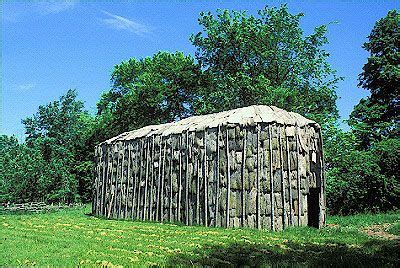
[1,206,399,267]
[388,223,400,236]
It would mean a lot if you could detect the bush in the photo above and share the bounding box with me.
[326,137,399,215]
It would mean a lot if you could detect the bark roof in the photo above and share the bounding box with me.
[101,105,319,144]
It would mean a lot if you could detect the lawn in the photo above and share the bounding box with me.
[1,206,399,267]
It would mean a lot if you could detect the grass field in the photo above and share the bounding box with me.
[1,206,399,267]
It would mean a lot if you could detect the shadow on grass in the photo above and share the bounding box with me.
[167,238,400,267]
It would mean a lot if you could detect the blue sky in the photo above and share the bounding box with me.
[1,0,398,139]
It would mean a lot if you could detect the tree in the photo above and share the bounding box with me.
[22,89,95,203]
[349,10,399,149]
[191,4,340,126]
[0,135,49,203]
[326,10,400,214]
[326,133,399,214]
[99,51,203,133]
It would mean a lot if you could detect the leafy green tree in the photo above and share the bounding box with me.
[191,4,340,125]
[22,89,95,203]
[99,51,203,133]
[0,136,48,203]
[326,10,400,214]
[326,135,399,214]
[349,10,399,149]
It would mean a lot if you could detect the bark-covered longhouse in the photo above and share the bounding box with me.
[93,105,326,230]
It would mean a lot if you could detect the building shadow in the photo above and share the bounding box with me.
[166,238,399,267]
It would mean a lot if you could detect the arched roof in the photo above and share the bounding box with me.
[101,105,319,144]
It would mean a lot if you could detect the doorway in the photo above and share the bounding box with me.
[308,188,320,227]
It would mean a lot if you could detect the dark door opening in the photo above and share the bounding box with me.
[308,188,320,228]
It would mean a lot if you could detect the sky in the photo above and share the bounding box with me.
[1,0,398,139]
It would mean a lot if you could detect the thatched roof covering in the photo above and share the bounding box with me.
[102,105,319,144]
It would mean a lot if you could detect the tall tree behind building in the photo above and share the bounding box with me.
[349,10,399,149]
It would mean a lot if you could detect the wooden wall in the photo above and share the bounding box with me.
[93,123,325,230]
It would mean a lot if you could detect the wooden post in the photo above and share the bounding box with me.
[169,139,173,222]
[125,143,131,219]
[278,126,286,229]
[185,131,189,225]
[156,137,162,221]
[268,125,275,231]
[295,126,301,226]
[196,157,200,225]
[203,129,208,227]
[131,141,138,219]
[241,128,247,227]
[226,127,231,228]
[143,138,150,221]
[261,130,267,228]
[215,126,220,227]
[101,145,107,216]
[285,130,293,226]
[114,144,120,218]
[160,138,167,222]
[177,135,182,222]
[136,140,144,219]
[149,136,155,221]
[113,145,120,218]
[118,144,125,218]
[256,126,261,229]
[107,148,115,218]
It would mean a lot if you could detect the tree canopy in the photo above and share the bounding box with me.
[349,10,399,149]
[191,5,340,125]
[98,51,203,134]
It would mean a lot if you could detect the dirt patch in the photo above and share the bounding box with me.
[326,223,340,228]
[362,223,400,240]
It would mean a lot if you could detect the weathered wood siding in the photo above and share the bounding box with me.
[93,123,325,230]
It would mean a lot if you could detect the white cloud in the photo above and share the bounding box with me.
[102,11,151,36]
[37,0,77,15]
[2,0,77,23]
[17,83,36,91]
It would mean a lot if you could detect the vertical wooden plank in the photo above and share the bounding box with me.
[143,138,150,221]
[215,126,220,227]
[124,142,131,219]
[261,130,267,228]
[196,157,200,225]
[278,126,286,229]
[160,138,167,222]
[107,146,115,218]
[156,137,162,221]
[295,126,301,226]
[185,131,189,225]
[136,140,143,219]
[101,145,107,216]
[149,136,155,221]
[131,141,138,219]
[241,128,247,227]
[177,135,182,222]
[226,127,231,228]
[256,126,261,229]
[113,144,120,218]
[285,130,294,226]
[112,145,117,217]
[268,125,275,231]
[169,138,173,222]
[203,129,208,227]
[118,143,125,218]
